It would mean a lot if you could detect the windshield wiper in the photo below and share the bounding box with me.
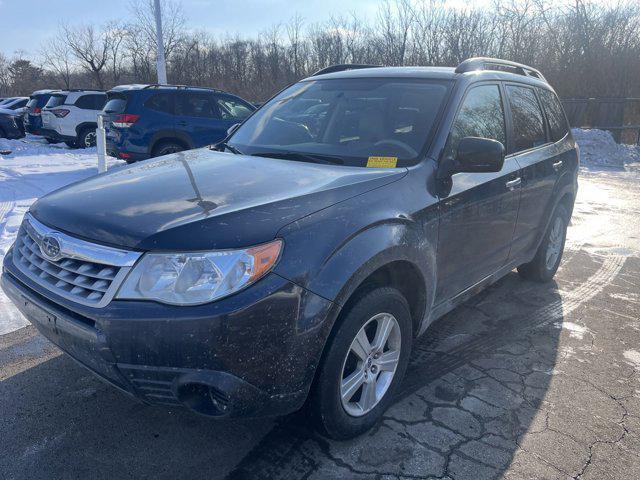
[251,151,344,165]
[210,141,243,155]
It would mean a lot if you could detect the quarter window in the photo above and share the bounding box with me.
[445,84,506,158]
[538,89,569,142]
[506,85,547,152]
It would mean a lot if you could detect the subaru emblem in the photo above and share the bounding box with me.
[40,235,62,260]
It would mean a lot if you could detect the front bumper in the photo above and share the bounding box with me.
[2,252,334,418]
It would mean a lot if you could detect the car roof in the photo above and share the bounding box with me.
[305,65,552,90]
[30,89,60,96]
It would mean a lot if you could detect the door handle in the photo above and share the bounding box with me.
[505,177,522,190]
[552,160,563,171]
[176,121,188,127]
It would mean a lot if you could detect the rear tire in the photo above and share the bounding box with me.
[45,138,59,144]
[517,204,569,282]
[152,140,185,158]
[78,127,97,148]
[309,287,413,440]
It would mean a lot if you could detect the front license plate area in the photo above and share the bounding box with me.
[22,296,58,335]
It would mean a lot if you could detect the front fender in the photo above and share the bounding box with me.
[274,173,439,334]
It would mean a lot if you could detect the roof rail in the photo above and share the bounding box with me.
[455,57,546,82]
[312,64,382,77]
[142,84,224,93]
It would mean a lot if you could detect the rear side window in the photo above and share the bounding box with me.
[445,84,506,158]
[506,85,547,152]
[144,93,175,114]
[10,99,28,109]
[46,95,67,108]
[215,96,253,120]
[27,98,38,109]
[179,93,217,118]
[538,89,569,142]
[76,94,107,110]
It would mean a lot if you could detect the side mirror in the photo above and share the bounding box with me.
[226,123,240,137]
[455,136,505,173]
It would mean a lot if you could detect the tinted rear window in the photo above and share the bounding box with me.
[144,93,175,114]
[103,95,127,113]
[538,89,569,142]
[27,98,38,108]
[75,94,107,110]
[45,95,67,108]
[506,85,547,152]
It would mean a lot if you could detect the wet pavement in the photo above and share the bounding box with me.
[1,168,639,479]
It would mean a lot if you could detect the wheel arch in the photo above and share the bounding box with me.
[150,135,191,155]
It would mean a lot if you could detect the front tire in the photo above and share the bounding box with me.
[309,287,413,439]
[518,204,569,282]
[152,140,185,158]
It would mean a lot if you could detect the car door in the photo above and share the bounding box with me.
[176,91,223,148]
[505,84,563,258]
[435,83,522,303]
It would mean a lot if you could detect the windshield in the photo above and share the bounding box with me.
[228,78,451,167]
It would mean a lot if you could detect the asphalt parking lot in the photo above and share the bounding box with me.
[1,167,639,480]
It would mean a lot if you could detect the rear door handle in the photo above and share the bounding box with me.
[506,177,522,190]
[552,160,563,171]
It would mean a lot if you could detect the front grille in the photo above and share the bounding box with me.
[12,214,141,308]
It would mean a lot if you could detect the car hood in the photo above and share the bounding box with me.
[30,148,406,250]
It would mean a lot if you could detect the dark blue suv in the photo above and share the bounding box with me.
[102,85,255,162]
[24,90,60,137]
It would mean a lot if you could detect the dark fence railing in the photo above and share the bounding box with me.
[561,98,640,144]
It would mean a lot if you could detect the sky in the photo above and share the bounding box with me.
[0,0,382,58]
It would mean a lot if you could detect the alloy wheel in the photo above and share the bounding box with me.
[84,131,96,148]
[546,216,564,269]
[340,312,401,417]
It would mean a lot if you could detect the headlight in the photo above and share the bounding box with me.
[116,240,282,305]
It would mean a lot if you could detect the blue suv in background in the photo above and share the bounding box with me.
[24,90,60,137]
[102,85,255,162]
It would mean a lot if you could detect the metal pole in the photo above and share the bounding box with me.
[96,115,107,173]
[154,0,168,84]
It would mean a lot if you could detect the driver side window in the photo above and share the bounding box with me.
[445,84,506,159]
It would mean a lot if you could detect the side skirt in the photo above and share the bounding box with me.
[417,253,533,336]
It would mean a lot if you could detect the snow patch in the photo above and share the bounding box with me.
[573,128,640,168]
[0,136,124,335]
[553,321,591,340]
[623,350,640,369]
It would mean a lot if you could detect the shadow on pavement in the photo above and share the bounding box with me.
[227,272,564,479]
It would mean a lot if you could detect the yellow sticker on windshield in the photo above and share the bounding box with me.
[367,156,398,168]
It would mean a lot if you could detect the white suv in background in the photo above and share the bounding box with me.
[41,90,107,148]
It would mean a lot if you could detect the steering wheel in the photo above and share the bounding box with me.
[373,139,418,158]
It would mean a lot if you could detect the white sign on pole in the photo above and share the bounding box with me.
[96,115,107,173]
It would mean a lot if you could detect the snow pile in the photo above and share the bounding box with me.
[572,128,640,168]
[0,135,97,157]
[0,136,123,335]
